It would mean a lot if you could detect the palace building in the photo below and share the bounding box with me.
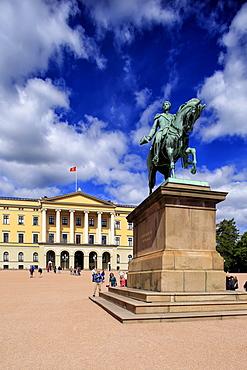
[0,191,135,271]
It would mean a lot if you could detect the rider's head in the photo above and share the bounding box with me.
[162,101,171,112]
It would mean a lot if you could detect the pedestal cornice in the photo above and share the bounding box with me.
[127,180,228,223]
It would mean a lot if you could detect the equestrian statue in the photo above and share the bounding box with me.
[140,98,205,194]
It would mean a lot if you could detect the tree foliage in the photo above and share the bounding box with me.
[234,232,247,272]
[216,218,240,272]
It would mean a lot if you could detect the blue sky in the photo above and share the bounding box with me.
[0,0,247,232]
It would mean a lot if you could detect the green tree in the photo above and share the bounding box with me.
[234,232,247,272]
[216,219,240,272]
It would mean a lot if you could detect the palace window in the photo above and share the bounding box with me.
[62,217,68,225]
[102,218,107,227]
[3,214,9,225]
[33,216,39,226]
[33,252,38,262]
[102,235,107,245]
[62,233,68,244]
[18,233,24,243]
[128,222,133,230]
[115,236,120,246]
[76,217,81,226]
[3,232,9,243]
[18,215,24,225]
[49,216,55,225]
[89,218,94,226]
[18,252,24,262]
[3,251,9,262]
[76,234,81,244]
[117,254,120,263]
[115,220,121,230]
[128,237,133,247]
[48,233,54,243]
[89,234,94,244]
[33,233,39,243]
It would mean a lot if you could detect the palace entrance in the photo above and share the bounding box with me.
[46,250,55,268]
[74,251,84,269]
[102,252,110,270]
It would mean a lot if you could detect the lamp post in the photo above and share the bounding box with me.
[62,254,68,270]
[93,254,97,268]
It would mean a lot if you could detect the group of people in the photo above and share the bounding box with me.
[46,265,62,273]
[69,266,81,275]
[91,267,128,297]
[29,266,43,277]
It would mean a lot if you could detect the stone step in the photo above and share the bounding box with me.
[108,287,247,303]
[89,295,247,323]
[99,291,247,314]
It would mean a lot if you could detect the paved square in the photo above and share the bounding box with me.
[1,270,247,369]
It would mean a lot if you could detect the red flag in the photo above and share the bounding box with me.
[70,167,77,172]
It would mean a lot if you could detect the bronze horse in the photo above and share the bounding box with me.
[147,98,205,194]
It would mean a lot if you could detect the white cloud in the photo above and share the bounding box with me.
[82,0,179,45]
[0,78,145,200]
[197,3,247,141]
[0,78,69,163]
[174,164,247,234]
[134,88,152,108]
[0,0,106,89]
[106,180,148,205]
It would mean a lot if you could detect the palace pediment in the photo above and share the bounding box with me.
[40,191,115,208]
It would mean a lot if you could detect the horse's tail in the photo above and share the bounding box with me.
[147,152,156,194]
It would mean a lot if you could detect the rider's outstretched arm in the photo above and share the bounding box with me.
[147,115,160,140]
[140,115,160,145]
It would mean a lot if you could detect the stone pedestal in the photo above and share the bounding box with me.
[127,179,227,292]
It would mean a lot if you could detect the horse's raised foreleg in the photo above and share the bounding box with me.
[184,147,197,174]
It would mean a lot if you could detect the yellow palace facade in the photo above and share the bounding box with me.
[0,191,135,271]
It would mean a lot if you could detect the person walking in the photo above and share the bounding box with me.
[29,265,34,278]
[93,270,103,297]
[91,266,96,282]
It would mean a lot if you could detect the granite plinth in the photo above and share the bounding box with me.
[127,180,227,292]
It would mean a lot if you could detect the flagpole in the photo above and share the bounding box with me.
[76,169,78,192]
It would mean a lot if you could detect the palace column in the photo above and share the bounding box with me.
[56,209,61,243]
[84,211,89,244]
[97,212,102,244]
[110,212,115,245]
[98,253,102,269]
[55,253,60,267]
[41,209,47,242]
[84,254,89,269]
[70,210,75,244]
[69,253,74,268]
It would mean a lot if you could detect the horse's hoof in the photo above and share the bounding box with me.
[191,167,196,175]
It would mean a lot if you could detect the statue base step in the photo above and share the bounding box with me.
[90,287,247,323]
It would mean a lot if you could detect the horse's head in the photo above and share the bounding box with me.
[177,98,205,133]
